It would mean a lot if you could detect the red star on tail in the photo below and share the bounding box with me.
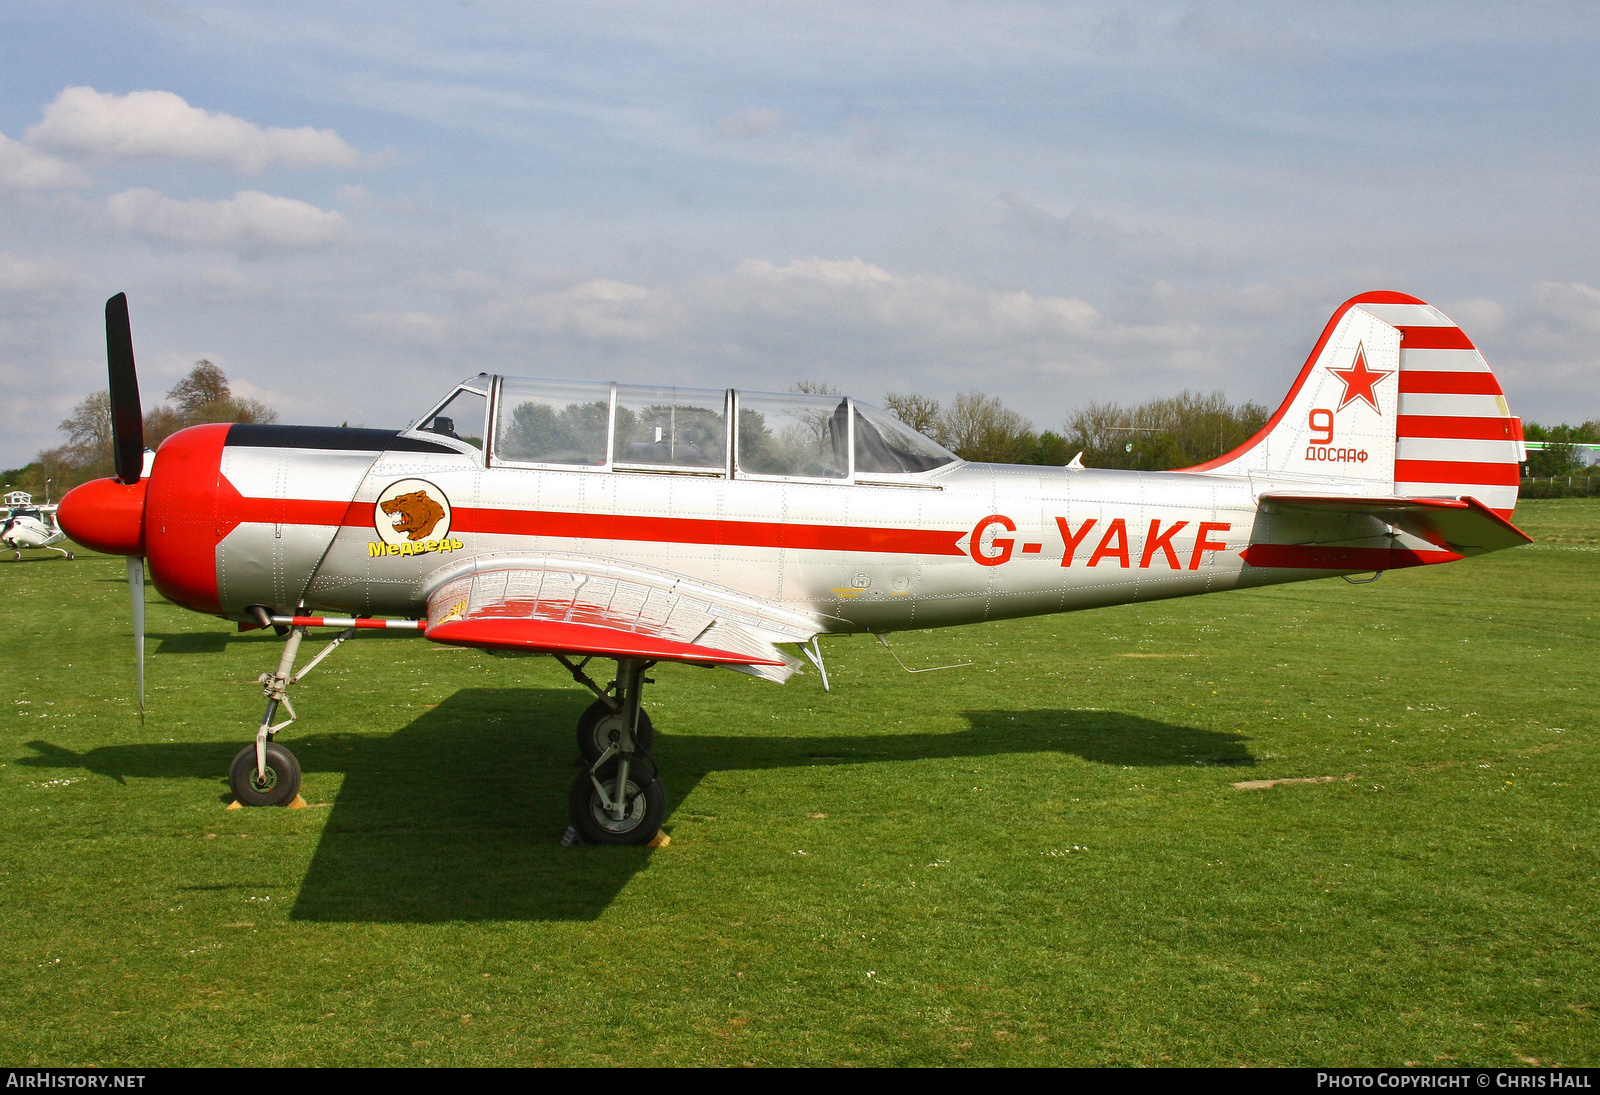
[1328,343,1393,412]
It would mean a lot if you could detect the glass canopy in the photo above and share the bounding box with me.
[412,376,958,479]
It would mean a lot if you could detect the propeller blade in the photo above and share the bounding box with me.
[127,555,145,714]
[105,293,144,486]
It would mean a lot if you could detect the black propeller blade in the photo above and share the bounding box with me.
[105,292,144,485]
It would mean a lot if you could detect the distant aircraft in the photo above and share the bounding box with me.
[1,491,73,561]
[58,291,1529,843]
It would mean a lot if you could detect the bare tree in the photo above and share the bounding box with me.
[790,379,841,396]
[165,359,279,427]
[35,359,279,492]
[939,391,1035,462]
[1063,390,1267,470]
[168,359,231,417]
[882,392,941,436]
[59,390,113,452]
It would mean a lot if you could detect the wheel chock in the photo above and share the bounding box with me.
[226,794,309,809]
[647,830,671,848]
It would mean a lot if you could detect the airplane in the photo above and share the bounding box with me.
[57,290,1531,844]
[1,491,74,561]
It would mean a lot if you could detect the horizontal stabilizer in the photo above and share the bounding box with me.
[426,617,787,666]
[1257,493,1531,556]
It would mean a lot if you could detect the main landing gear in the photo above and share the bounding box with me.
[555,655,667,845]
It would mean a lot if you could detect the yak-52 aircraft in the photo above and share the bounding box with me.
[59,291,1530,843]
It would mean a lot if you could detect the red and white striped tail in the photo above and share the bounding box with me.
[1363,294,1522,517]
[1189,291,1523,518]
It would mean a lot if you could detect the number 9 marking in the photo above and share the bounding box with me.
[1309,408,1334,445]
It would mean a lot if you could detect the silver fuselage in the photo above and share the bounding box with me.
[207,432,1350,632]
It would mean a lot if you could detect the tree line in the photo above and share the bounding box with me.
[881,387,1271,469]
[1523,421,1600,478]
[877,387,1596,480]
[2,360,277,500]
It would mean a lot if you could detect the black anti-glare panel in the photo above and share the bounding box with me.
[225,424,458,454]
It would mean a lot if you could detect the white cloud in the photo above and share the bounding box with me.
[0,131,88,189]
[354,257,1210,392]
[0,252,78,295]
[1526,281,1600,335]
[107,188,352,252]
[716,109,789,139]
[27,87,376,174]
[1443,296,1508,337]
[347,310,460,347]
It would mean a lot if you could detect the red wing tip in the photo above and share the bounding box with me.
[426,618,786,667]
[1240,544,1462,570]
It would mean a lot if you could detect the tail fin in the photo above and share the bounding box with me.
[1188,291,1524,518]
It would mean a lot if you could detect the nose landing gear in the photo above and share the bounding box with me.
[228,612,359,808]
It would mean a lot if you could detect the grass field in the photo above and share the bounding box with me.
[2,500,1597,1066]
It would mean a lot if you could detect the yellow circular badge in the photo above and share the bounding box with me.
[374,479,452,547]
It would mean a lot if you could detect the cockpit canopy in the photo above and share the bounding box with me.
[407,375,957,481]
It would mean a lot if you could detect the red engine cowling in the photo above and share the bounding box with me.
[58,423,233,615]
[143,423,232,615]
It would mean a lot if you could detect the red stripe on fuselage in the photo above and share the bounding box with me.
[451,507,968,555]
[228,492,969,557]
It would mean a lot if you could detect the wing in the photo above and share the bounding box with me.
[422,553,825,683]
[1243,493,1531,570]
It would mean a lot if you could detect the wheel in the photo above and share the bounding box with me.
[229,742,302,807]
[575,699,655,763]
[65,552,74,560]
[568,759,665,845]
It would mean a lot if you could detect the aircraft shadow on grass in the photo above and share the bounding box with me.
[19,689,1253,923]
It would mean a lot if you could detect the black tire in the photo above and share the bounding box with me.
[575,699,655,763]
[568,759,665,845]
[229,742,302,807]
[65,552,74,560]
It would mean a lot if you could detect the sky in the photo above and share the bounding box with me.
[3,1,1599,470]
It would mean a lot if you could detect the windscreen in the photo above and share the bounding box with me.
[853,401,957,474]
[419,388,488,449]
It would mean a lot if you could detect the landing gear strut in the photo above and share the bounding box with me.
[557,656,667,845]
[3,546,74,561]
[229,610,357,807]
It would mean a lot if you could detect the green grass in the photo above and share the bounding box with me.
[2,500,1597,1066]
